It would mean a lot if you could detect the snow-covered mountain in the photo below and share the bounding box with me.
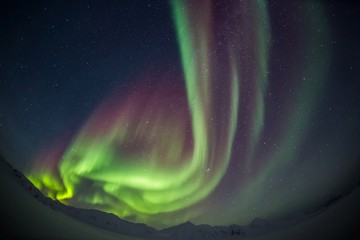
[2,155,250,239]
[1,155,360,240]
[2,155,306,239]
[1,156,158,239]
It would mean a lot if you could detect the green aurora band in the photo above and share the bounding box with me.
[27,0,330,228]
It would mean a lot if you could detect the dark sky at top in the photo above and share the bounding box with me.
[0,0,180,170]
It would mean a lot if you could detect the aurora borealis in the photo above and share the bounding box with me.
[1,0,360,230]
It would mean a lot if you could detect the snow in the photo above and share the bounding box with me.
[1,155,359,240]
[0,156,142,240]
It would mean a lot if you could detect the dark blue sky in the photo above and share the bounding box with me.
[0,1,181,170]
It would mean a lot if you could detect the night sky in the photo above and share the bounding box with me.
[1,0,360,230]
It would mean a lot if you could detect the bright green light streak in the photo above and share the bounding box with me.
[28,0,244,228]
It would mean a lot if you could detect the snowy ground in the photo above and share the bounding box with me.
[1,156,359,240]
[0,158,142,240]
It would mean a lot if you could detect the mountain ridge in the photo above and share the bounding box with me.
[1,155,360,239]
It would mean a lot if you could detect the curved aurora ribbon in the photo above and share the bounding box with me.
[27,0,330,229]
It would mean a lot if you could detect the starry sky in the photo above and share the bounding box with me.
[1,0,360,230]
